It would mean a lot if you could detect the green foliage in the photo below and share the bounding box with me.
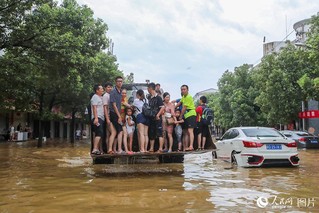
[0,0,122,120]
[209,15,319,129]
[253,44,304,125]
[215,43,309,128]
[215,65,261,129]
[297,14,319,100]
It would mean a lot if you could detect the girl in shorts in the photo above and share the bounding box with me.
[132,89,150,152]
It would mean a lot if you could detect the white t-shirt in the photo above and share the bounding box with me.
[102,92,110,115]
[102,92,110,106]
[90,94,105,120]
[75,130,81,136]
[10,126,14,134]
[133,98,147,116]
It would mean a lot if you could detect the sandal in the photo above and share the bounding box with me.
[91,150,101,155]
[185,147,194,152]
[107,150,114,154]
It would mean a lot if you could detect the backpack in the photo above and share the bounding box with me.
[201,106,213,125]
[142,99,157,118]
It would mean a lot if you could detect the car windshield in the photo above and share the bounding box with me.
[242,128,283,138]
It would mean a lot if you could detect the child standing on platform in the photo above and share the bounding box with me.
[125,107,135,152]
[174,108,184,151]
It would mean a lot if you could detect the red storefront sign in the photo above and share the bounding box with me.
[299,110,319,119]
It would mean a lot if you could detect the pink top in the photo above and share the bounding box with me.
[164,102,175,117]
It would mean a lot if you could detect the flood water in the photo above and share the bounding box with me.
[0,139,318,212]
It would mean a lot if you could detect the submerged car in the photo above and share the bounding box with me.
[215,127,299,167]
[280,130,319,149]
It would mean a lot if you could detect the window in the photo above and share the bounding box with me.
[222,129,239,140]
[230,129,240,139]
[242,128,283,138]
[222,130,232,140]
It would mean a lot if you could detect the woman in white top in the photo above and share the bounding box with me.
[132,89,150,152]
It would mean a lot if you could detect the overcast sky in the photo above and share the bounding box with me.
[78,0,319,99]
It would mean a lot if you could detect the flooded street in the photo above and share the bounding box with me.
[0,139,318,212]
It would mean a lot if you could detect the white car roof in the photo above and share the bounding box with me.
[231,126,274,130]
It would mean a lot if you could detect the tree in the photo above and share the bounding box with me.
[216,64,260,129]
[297,14,319,100]
[124,72,134,83]
[253,44,304,125]
[0,0,55,50]
[0,0,122,146]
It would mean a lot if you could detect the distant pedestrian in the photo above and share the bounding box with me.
[9,124,14,141]
[17,123,21,132]
[75,129,81,140]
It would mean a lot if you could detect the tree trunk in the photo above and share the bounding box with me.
[37,90,44,148]
[70,109,76,144]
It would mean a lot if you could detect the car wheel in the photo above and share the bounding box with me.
[212,151,217,159]
[231,151,237,165]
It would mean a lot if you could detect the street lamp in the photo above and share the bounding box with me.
[295,42,308,131]
[301,101,306,131]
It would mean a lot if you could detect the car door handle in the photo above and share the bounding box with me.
[230,142,233,144]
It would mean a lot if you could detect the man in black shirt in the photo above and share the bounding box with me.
[147,82,165,152]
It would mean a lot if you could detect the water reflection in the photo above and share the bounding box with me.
[0,140,318,212]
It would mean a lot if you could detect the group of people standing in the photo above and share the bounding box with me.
[90,76,211,155]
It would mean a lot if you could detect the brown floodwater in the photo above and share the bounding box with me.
[0,139,318,212]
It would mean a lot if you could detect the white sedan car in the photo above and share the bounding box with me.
[214,127,299,167]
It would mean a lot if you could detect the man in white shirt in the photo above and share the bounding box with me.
[91,84,105,155]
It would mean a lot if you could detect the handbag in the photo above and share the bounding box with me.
[142,99,156,118]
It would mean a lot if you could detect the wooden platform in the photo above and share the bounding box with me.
[91,149,216,164]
